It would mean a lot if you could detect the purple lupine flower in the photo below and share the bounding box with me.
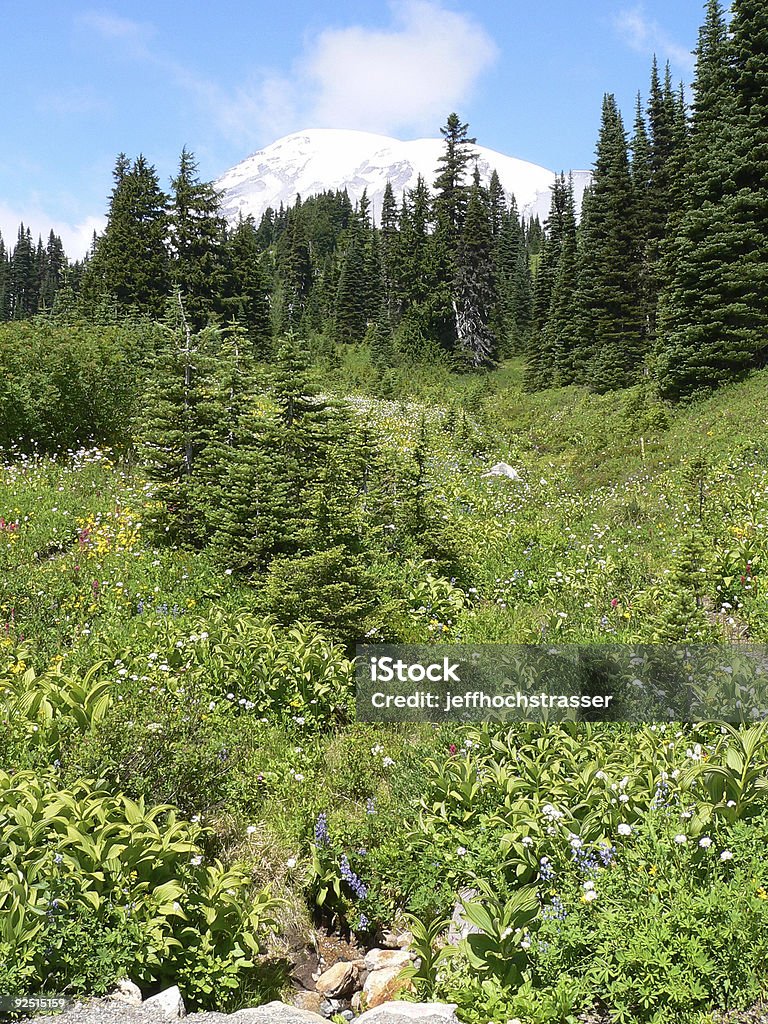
[314,812,330,846]
[340,855,368,899]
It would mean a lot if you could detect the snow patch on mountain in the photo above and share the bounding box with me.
[215,128,590,226]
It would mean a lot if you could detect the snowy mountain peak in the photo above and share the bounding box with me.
[215,128,590,226]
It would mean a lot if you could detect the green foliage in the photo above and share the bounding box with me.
[258,545,375,645]
[0,770,280,1009]
[0,318,156,450]
[528,812,768,1024]
[682,721,768,831]
[460,883,539,987]
[575,95,645,392]
[80,154,170,318]
[399,912,455,996]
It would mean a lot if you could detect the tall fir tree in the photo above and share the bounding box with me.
[542,176,581,385]
[334,223,369,344]
[632,93,654,344]
[169,148,227,330]
[643,60,684,345]
[453,169,499,368]
[575,95,644,391]
[0,234,9,320]
[39,231,67,312]
[428,113,478,358]
[433,113,477,245]
[491,201,524,354]
[379,181,400,325]
[81,154,170,317]
[139,292,221,546]
[274,208,313,333]
[9,226,36,319]
[527,175,572,388]
[655,0,768,398]
[214,335,356,572]
[223,217,272,357]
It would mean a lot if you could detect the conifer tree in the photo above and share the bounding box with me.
[169,148,227,330]
[140,291,220,546]
[488,170,506,238]
[82,154,170,316]
[274,210,313,333]
[527,175,572,388]
[687,0,733,202]
[491,203,522,353]
[9,226,36,319]
[370,301,396,370]
[433,113,477,245]
[655,0,768,398]
[214,335,357,572]
[334,224,369,343]
[223,217,272,357]
[542,176,580,385]
[453,170,498,368]
[632,94,654,341]
[574,95,644,391]
[397,177,433,309]
[379,182,400,324]
[191,320,259,535]
[510,234,534,353]
[642,61,683,344]
[0,235,9,321]
[39,231,67,312]
[531,174,570,334]
[427,113,479,358]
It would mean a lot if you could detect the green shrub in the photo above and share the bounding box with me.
[0,771,280,1010]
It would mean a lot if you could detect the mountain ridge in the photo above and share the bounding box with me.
[215,127,591,226]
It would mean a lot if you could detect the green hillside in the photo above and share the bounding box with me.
[2,350,768,1020]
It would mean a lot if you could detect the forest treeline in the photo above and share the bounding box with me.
[1,0,765,402]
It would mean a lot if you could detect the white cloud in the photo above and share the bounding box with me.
[0,203,104,260]
[80,1,497,148]
[200,0,498,146]
[613,6,695,73]
[301,0,498,134]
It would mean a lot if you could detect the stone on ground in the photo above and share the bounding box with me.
[355,1003,460,1024]
[143,986,186,1018]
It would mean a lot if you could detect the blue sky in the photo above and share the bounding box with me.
[2,0,705,256]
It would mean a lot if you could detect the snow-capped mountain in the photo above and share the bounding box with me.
[215,128,591,226]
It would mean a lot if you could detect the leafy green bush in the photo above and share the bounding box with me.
[258,545,376,644]
[0,771,280,1009]
[529,811,768,1024]
[0,318,157,450]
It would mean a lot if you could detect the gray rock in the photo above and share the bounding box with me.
[446,888,480,946]
[361,964,414,1009]
[482,462,521,481]
[108,980,143,1006]
[318,997,344,1018]
[363,949,411,973]
[229,1005,326,1024]
[377,929,413,950]
[288,990,324,1015]
[355,1004,459,1024]
[315,960,359,998]
[143,987,186,1019]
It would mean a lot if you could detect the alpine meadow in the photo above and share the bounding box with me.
[4,2,768,1022]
